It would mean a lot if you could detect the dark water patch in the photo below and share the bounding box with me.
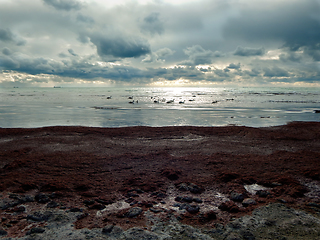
[92,106,120,110]
[268,100,319,103]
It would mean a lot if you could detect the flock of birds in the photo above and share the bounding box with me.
[104,95,225,104]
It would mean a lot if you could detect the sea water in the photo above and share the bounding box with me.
[0,86,319,128]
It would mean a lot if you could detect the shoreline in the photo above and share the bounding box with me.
[1,121,320,239]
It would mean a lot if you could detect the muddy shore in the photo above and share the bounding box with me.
[1,122,320,239]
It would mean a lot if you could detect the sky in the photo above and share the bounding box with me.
[1,0,320,87]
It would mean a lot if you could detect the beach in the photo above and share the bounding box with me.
[1,122,320,239]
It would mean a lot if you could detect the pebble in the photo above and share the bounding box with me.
[256,190,270,198]
[126,207,143,218]
[230,191,245,202]
[0,228,7,236]
[150,208,163,213]
[186,205,200,214]
[26,227,45,235]
[35,193,50,203]
[193,198,203,203]
[46,201,59,208]
[83,200,95,205]
[182,196,193,203]
[242,198,257,207]
[102,225,114,234]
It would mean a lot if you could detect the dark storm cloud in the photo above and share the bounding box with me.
[263,66,289,78]
[90,35,151,59]
[234,46,265,57]
[42,0,82,11]
[140,12,164,35]
[1,0,320,86]
[0,28,26,46]
[0,52,148,81]
[223,1,320,52]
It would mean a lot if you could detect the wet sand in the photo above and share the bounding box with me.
[0,122,320,238]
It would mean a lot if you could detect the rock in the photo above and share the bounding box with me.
[76,213,89,220]
[35,193,50,203]
[161,168,180,180]
[242,198,257,207]
[0,228,7,236]
[199,210,217,222]
[182,196,193,203]
[83,200,95,205]
[13,205,26,212]
[193,198,203,203]
[189,183,203,194]
[241,230,255,240]
[27,211,53,222]
[179,203,191,210]
[218,201,239,213]
[256,190,270,198]
[175,196,183,202]
[230,191,245,202]
[230,191,244,202]
[0,198,21,210]
[186,205,200,214]
[226,232,242,240]
[26,227,45,235]
[138,201,153,208]
[46,201,59,208]
[90,203,105,210]
[123,227,160,240]
[96,198,114,205]
[69,207,82,212]
[126,207,143,218]
[102,225,114,234]
[156,192,167,199]
[150,208,163,213]
[307,202,320,208]
[177,183,189,191]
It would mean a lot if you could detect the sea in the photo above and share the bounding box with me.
[0,86,319,128]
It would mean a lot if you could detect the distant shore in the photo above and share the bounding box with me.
[1,122,320,239]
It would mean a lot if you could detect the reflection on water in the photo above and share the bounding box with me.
[0,87,319,128]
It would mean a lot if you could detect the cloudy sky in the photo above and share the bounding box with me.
[1,0,320,87]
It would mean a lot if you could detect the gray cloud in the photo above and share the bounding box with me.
[76,13,95,24]
[226,63,241,69]
[279,52,302,62]
[234,46,265,56]
[223,1,320,51]
[142,48,174,63]
[2,47,11,56]
[0,28,26,46]
[42,0,82,11]
[140,12,164,36]
[1,0,320,86]
[263,66,290,78]
[303,47,320,61]
[183,45,223,65]
[90,35,151,59]
[68,49,78,57]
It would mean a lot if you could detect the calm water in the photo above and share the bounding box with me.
[0,86,319,128]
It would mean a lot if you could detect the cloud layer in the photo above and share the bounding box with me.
[1,0,320,86]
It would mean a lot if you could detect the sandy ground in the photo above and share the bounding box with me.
[0,121,320,238]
